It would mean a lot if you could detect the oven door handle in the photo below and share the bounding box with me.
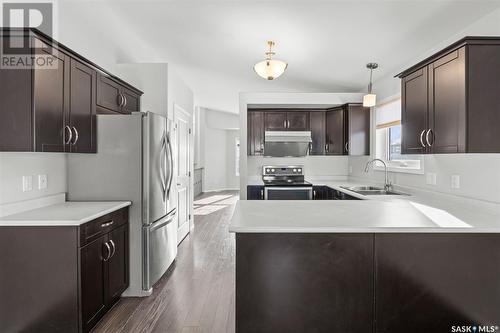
[264,187,313,200]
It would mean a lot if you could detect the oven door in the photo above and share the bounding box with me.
[264,187,313,200]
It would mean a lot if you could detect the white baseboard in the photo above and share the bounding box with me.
[202,188,240,193]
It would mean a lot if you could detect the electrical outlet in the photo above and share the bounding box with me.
[38,174,47,190]
[451,175,460,189]
[22,176,33,192]
[426,173,437,185]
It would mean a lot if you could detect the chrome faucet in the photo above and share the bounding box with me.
[364,158,392,192]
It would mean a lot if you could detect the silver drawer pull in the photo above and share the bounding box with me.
[419,129,426,147]
[101,220,114,228]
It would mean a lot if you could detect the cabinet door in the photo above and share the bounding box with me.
[309,111,326,155]
[325,108,344,155]
[286,111,309,131]
[264,111,287,131]
[346,105,370,155]
[247,111,264,155]
[375,234,500,333]
[236,233,374,333]
[107,224,128,302]
[429,47,466,153]
[80,234,108,332]
[69,59,96,153]
[247,185,264,200]
[33,40,69,152]
[96,74,121,113]
[401,67,428,154]
[121,88,140,114]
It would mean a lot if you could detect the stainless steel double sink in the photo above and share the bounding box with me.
[340,186,405,196]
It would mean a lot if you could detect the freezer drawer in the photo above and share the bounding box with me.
[142,209,177,290]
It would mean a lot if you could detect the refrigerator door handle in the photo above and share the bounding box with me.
[159,130,167,201]
[148,208,177,231]
[166,132,174,197]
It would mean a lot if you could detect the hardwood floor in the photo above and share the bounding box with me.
[93,191,239,333]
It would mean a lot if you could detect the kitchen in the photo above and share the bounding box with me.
[1,1,500,333]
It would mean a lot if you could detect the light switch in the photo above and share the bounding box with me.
[22,176,33,192]
[451,175,460,189]
[426,173,437,185]
[38,174,47,190]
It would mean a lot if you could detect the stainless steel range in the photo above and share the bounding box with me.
[262,165,313,200]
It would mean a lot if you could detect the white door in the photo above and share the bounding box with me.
[174,104,192,244]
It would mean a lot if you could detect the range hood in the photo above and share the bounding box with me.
[264,131,312,157]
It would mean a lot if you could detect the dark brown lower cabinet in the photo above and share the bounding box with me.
[375,233,500,333]
[247,185,264,200]
[0,207,129,333]
[236,233,500,333]
[236,233,374,333]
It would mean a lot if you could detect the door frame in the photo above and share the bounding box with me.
[173,103,193,244]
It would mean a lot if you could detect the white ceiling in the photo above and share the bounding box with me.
[60,0,500,113]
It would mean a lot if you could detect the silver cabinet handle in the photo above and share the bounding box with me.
[345,141,349,152]
[103,241,111,261]
[64,125,72,144]
[71,126,79,145]
[117,93,124,107]
[109,239,116,259]
[123,94,128,108]
[325,144,329,153]
[309,142,313,152]
[260,189,264,199]
[101,220,114,228]
[419,129,426,147]
[426,129,433,147]
[283,120,286,128]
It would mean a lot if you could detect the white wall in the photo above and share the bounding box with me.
[351,8,500,203]
[0,153,66,205]
[200,108,240,191]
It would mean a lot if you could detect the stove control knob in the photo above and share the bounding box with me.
[271,168,275,172]
[298,168,302,173]
[293,168,297,172]
[266,168,271,173]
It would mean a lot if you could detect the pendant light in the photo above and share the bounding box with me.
[254,41,288,80]
[363,63,378,107]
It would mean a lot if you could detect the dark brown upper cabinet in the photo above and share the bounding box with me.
[345,104,370,156]
[398,37,500,154]
[247,111,265,156]
[286,111,309,130]
[326,107,345,155]
[264,111,288,131]
[247,106,370,156]
[0,28,142,153]
[97,74,141,114]
[69,59,97,153]
[309,111,326,155]
[263,110,310,131]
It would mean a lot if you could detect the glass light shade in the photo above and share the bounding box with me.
[363,93,377,107]
[254,59,288,80]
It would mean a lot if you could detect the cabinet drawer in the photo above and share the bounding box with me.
[80,207,128,246]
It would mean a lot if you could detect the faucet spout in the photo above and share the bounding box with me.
[364,158,392,192]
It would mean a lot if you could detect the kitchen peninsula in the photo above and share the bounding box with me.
[230,186,500,333]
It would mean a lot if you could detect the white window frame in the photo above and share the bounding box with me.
[373,98,424,175]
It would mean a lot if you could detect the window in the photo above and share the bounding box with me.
[235,137,240,177]
[375,99,423,173]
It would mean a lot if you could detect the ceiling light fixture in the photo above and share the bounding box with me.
[254,41,288,80]
[363,63,378,107]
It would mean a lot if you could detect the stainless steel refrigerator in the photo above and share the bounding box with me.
[67,111,177,296]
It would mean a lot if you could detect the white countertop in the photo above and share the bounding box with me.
[0,201,131,226]
[232,180,500,233]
